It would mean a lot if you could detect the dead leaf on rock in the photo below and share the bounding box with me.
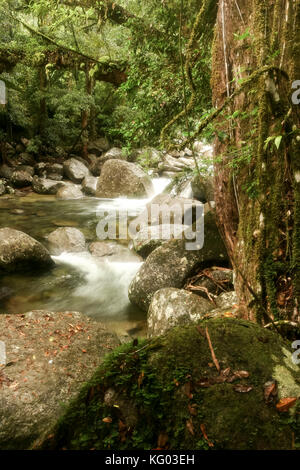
[188,403,198,416]
[186,419,195,436]
[200,424,214,447]
[264,381,278,403]
[276,397,297,412]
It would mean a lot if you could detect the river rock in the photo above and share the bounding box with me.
[0,228,54,272]
[147,288,214,337]
[35,163,64,180]
[87,137,110,155]
[16,152,35,166]
[56,184,83,200]
[11,170,33,188]
[82,175,98,196]
[47,227,86,255]
[96,159,154,198]
[0,310,120,449]
[132,224,187,258]
[63,158,90,183]
[0,181,6,196]
[32,176,64,195]
[0,164,13,180]
[128,211,228,311]
[216,291,238,309]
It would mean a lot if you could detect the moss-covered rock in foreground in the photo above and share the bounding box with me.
[38,318,300,450]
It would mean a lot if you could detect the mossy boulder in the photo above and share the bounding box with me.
[38,318,300,450]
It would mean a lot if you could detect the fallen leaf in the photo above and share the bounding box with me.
[264,381,277,403]
[233,370,250,379]
[200,424,214,447]
[276,397,297,412]
[102,417,112,423]
[82,349,87,353]
[188,403,198,416]
[186,419,195,436]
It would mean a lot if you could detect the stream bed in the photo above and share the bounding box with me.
[0,178,170,338]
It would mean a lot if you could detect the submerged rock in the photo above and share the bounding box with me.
[96,159,154,198]
[0,310,120,450]
[47,227,86,255]
[63,158,90,184]
[0,228,54,272]
[39,318,300,450]
[129,211,228,311]
[147,288,214,337]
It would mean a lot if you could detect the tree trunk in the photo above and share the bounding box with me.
[211,0,300,323]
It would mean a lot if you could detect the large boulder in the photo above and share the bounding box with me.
[147,288,214,337]
[0,228,54,272]
[128,211,228,311]
[39,318,300,450]
[32,176,64,195]
[47,227,86,255]
[63,158,90,183]
[11,170,33,188]
[56,184,83,200]
[96,159,154,198]
[0,310,119,450]
[82,175,98,196]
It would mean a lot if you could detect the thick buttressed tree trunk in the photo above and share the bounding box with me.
[211,0,300,324]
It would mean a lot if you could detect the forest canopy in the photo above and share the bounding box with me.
[0,0,216,151]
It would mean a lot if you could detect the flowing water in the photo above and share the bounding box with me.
[0,178,170,338]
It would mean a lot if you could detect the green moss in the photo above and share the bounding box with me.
[37,318,300,450]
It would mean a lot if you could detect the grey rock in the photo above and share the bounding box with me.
[147,288,214,337]
[32,176,64,195]
[0,228,54,272]
[0,310,119,449]
[11,170,33,188]
[63,158,90,183]
[82,175,98,196]
[56,184,83,200]
[133,224,187,258]
[96,159,154,198]
[47,227,86,255]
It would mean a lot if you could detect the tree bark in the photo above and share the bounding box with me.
[211,0,300,323]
